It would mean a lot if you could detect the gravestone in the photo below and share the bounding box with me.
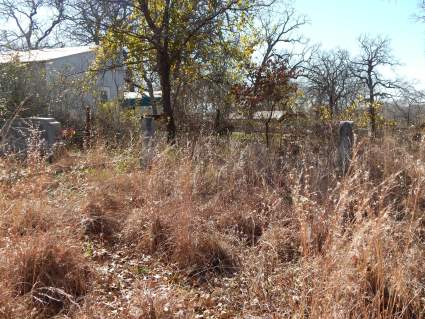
[140,116,156,168]
[0,117,61,157]
[338,121,354,175]
[29,117,61,147]
[143,116,155,143]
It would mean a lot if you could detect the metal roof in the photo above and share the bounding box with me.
[0,45,96,63]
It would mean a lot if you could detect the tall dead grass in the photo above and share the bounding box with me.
[1,132,425,317]
[0,234,91,317]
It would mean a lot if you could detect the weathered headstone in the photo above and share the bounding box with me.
[140,116,156,168]
[0,117,61,157]
[143,116,155,143]
[338,121,354,175]
[29,117,61,147]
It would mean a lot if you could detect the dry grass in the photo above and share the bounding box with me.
[0,235,91,317]
[1,132,425,318]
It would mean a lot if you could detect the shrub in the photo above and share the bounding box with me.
[94,101,141,145]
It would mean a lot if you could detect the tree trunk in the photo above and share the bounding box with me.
[369,95,376,137]
[84,105,92,150]
[329,95,334,119]
[368,71,377,137]
[157,53,176,143]
[144,75,158,115]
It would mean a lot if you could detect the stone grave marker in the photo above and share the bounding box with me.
[0,117,61,157]
[338,121,354,175]
[140,116,156,168]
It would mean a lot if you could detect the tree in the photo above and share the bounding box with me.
[351,35,399,136]
[103,0,267,142]
[256,4,307,67]
[65,0,130,45]
[233,57,297,147]
[387,86,425,126]
[231,2,307,146]
[0,0,67,50]
[306,49,360,118]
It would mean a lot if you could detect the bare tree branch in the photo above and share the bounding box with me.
[351,34,400,135]
[0,0,68,50]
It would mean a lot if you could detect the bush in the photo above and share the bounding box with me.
[94,101,141,145]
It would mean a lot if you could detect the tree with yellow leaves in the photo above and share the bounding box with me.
[104,0,268,142]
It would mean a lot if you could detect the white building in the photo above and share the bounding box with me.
[0,45,125,101]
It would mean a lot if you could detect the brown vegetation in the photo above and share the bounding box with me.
[0,235,91,317]
[1,132,425,318]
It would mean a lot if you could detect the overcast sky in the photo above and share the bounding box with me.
[293,0,425,89]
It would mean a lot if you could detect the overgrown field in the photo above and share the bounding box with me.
[1,133,425,318]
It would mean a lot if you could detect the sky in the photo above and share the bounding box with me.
[1,0,423,90]
[292,0,425,89]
